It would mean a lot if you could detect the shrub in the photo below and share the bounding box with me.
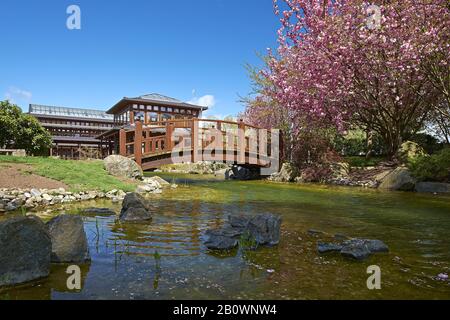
[408,148,450,182]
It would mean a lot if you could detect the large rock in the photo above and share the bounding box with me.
[204,228,239,250]
[397,141,426,163]
[0,216,51,287]
[104,155,143,179]
[268,163,298,182]
[415,182,450,194]
[246,214,282,246]
[378,167,416,191]
[203,213,282,250]
[47,215,90,263]
[119,193,153,222]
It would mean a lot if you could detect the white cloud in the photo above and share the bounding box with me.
[4,86,32,104]
[188,94,216,108]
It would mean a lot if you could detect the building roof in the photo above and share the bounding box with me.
[106,93,208,114]
[29,104,114,121]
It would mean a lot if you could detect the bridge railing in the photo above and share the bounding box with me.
[119,118,281,168]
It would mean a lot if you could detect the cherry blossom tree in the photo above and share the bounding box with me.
[252,0,449,157]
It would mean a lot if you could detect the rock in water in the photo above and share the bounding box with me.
[378,167,416,191]
[203,213,282,250]
[340,242,372,261]
[317,242,343,254]
[247,214,282,246]
[119,193,153,222]
[204,229,239,250]
[0,216,51,287]
[104,155,143,179]
[317,238,389,260]
[47,215,90,263]
[82,208,116,216]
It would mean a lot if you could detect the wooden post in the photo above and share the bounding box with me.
[134,121,143,167]
[130,111,135,125]
[238,120,246,164]
[191,119,199,163]
[166,122,173,151]
[119,129,127,156]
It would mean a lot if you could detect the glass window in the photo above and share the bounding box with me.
[147,112,158,122]
[187,109,192,114]
[161,113,172,121]
[135,111,145,122]
[153,106,159,111]
[161,106,166,112]
[167,107,173,113]
[180,109,186,114]
[174,108,179,113]
[139,105,145,110]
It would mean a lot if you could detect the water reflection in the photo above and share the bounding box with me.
[1,175,450,300]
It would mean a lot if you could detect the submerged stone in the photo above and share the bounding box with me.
[82,207,116,216]
[317,242,343,254]
[317,238,389,261]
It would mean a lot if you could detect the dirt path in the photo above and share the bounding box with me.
[0,164,68,190]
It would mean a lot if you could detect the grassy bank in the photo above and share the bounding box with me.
[0,156,137,192]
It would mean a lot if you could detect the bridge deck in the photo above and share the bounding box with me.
[117,118,281,171]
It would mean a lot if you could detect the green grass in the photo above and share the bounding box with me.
[344,156,385,168]
[0,155,138,192]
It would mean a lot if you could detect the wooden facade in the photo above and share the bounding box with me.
[29,104,115,159]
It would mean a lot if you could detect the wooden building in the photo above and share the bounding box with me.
[29,104,115,159]
[97,93,207,155]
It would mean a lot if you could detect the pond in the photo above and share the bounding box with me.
[1,173,450,300]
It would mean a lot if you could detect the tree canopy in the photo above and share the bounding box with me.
[245,0,449,158]
[0,100,52,156]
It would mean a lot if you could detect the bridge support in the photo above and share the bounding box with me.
[134,121,143,167]
[119,128,126,156]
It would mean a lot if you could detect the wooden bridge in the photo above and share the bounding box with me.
[116,119,281,171]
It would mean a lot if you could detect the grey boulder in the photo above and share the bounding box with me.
[204,228,239,250]
[203,213,281,250]
[47,214,90,263]
[246,214,282,246]
[378,167,416,191]
[119,193,153,222]
[0,216,51,287]
[104,155,143,179]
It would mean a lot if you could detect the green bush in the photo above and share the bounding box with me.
[408,148,450,182]
[344,156,385,168]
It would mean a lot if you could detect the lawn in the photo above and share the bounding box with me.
[0,156,138,192]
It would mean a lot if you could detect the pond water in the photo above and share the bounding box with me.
[1,173,450,300]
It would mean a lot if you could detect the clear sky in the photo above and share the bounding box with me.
[0,0,280,118]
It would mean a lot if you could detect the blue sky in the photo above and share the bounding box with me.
[0,0,280,118]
